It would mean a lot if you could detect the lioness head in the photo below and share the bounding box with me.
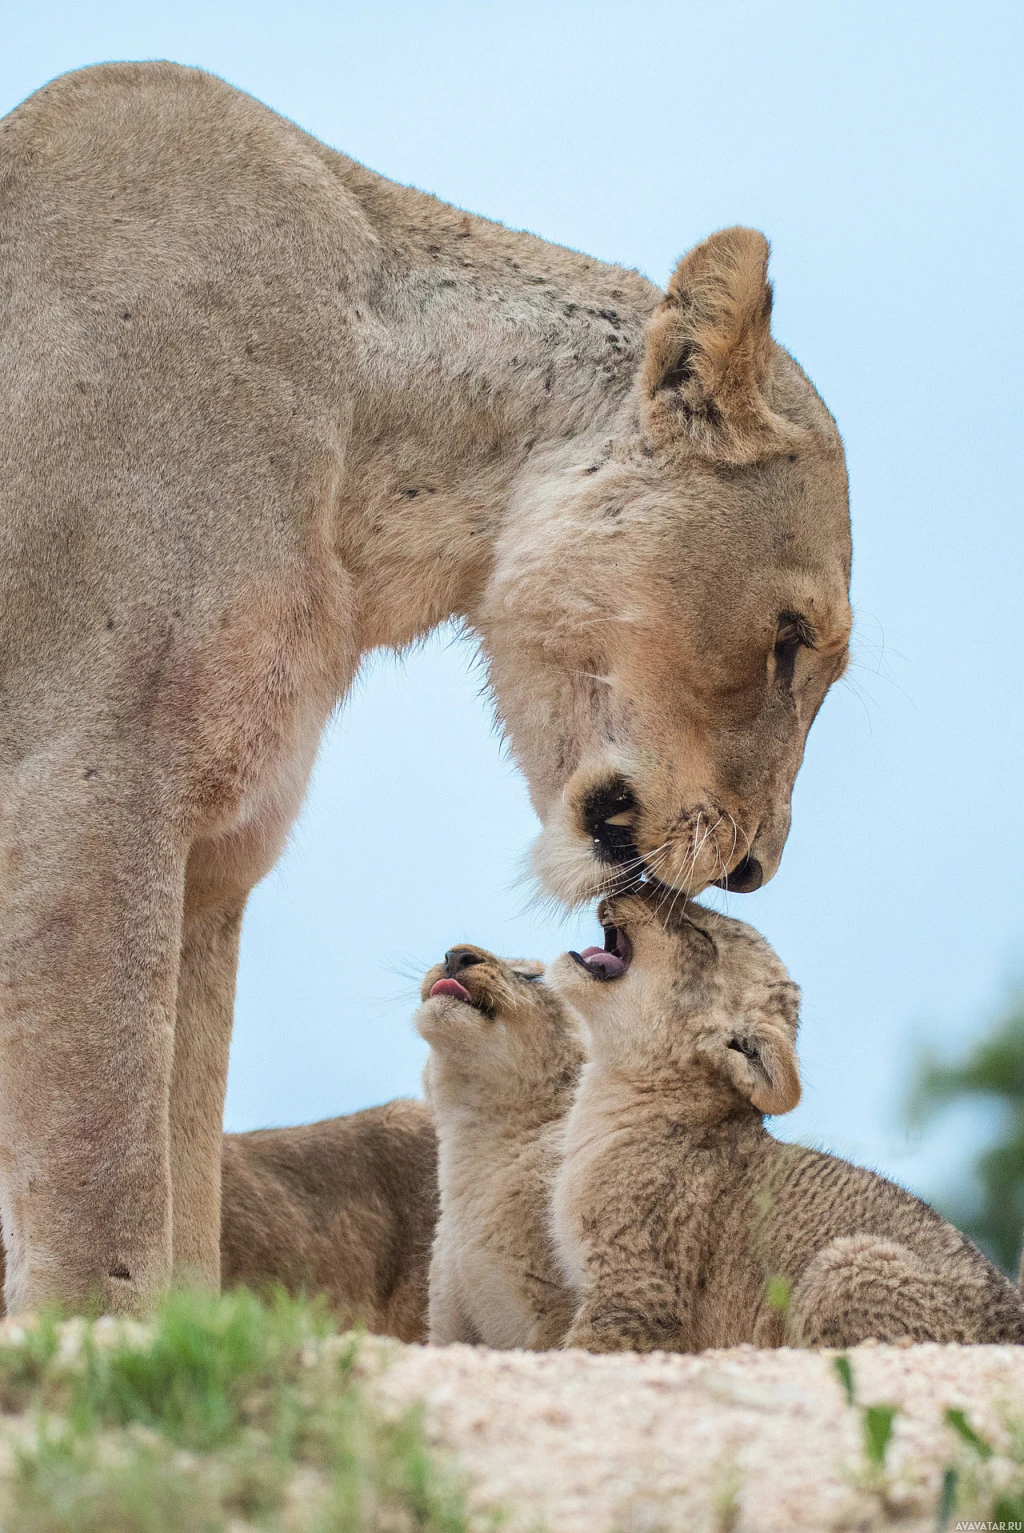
[482,227,851,904]
[415,945,580,1107]
[548,891,801,1119]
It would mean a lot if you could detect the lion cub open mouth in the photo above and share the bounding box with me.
[568,923,633,981]
[421,945,544,1018]
[429,977,474,1004]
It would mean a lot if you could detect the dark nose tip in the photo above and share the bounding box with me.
[444,947,485,978]
[713,855,763,893]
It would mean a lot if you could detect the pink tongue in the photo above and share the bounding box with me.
[430,978,473,1002]
[582,950,625,979]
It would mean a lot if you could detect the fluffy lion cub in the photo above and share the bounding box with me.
[416,946,581,1348]
[549,894,1024,1352]
[0,1099,438,1337]
[219,1100,437,1342]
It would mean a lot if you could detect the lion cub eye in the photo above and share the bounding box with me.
[773,612,814,689]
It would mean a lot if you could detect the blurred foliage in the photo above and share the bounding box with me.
[907,991,1024,1275]
[0,1288,472,1533]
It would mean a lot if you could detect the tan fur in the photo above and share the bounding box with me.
[416,948,580,1347]
[640,228,792,461]
[220,1099,437,1340]
[549,896,1024,1352]
[0,62,851,1313]
[0,1099,438,1339]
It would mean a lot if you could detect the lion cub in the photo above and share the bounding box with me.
[219,1099,437,1342]
[0,1100,437,1336]
[416,945,581,1348]
[549,893,1024,1352]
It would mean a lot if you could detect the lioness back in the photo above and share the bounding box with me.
[220,1099,437,1341]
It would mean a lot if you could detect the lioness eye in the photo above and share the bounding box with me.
[773,612,813,689]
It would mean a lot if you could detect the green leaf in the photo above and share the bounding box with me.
[904,992,1024,1274]
[832,1353,855,1406]
[944,1406,993,1460]
[936,1465,958,1529]
[764,1275,792,1314]
[992,1490,1024,1521]
[863,1403,897,1466]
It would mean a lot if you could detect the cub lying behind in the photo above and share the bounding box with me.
[416,946,581,1348]
[549,894,1024,1352]
[0,1098,438,1338]
[220,1100,437,1342]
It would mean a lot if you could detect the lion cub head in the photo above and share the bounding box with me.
[416,945,580,1110]
[548,892,801,1121]
[482,228,851,909]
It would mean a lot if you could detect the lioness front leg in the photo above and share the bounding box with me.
[0,760,186,1315]
[169,894,246,1289]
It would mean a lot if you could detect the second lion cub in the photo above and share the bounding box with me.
[416,945,581,1348]
[549,893,1024,1352]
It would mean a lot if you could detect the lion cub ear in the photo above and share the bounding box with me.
[720,1019,801,1117]
[641,227,793,462]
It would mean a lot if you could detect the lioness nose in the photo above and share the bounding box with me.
[713,854,764,893]
[444,947,485,978]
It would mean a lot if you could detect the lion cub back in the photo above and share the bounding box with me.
[221,1098,437,1342]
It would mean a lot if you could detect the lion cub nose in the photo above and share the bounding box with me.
[444,947,486,979]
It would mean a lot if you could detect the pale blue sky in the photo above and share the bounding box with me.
[3,1,1022,1205]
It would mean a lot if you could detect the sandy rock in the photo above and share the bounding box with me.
[367,1339,1024,1532]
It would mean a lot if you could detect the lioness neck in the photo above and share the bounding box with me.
[327,154,660,649]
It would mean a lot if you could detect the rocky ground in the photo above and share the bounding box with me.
[1,1296,1021,1531]
[369,1338,1024,1531]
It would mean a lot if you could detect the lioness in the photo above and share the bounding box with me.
[549,896,1024,1351]
[0,62,852,1313]
[416,947,580,1348]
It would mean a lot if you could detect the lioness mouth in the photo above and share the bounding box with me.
[569,924,633,980]
[584,780,640,868]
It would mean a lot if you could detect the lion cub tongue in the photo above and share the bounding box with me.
[578,947,626,979]
[430,978,473,1002]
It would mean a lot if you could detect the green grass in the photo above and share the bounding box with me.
[834,1353,1024,1527]
[0,1288,473,1532]
[938,1406,1024,1528]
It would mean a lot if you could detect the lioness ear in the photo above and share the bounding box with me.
[721,1022,801,1117]
[641,227,790,461]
